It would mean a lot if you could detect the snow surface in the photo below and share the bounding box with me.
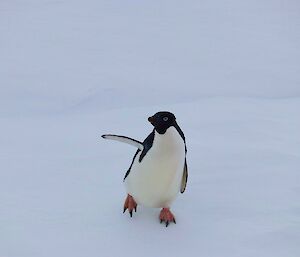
[1,0,300,257]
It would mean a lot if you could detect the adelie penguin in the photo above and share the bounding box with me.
[102,111,188,227]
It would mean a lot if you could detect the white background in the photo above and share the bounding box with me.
[1,0,300,256]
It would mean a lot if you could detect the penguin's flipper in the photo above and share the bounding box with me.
[101,134,144,150]
[180,158,188,193]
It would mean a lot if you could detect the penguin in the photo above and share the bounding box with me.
[102,111,188,227]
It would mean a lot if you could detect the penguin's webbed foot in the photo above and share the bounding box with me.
[159,208,176,227]
[123,194,137,217]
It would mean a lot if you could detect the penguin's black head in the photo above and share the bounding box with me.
[148,111,176,134]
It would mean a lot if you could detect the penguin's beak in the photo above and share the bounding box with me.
[148,116,155,124]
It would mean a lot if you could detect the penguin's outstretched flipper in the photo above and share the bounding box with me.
[102,134,144,150]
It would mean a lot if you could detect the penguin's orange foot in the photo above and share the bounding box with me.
[159,208,176,227]
[123,194,137,217]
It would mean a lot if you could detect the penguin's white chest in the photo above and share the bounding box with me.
[125,127,185,208]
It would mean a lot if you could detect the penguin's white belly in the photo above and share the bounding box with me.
[124,127,185,208]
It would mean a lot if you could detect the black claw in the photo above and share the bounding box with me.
[173,218,176,224]
[166,221,169,227]
[129,210,133,217]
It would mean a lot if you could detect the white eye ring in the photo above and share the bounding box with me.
[163,117,168,121]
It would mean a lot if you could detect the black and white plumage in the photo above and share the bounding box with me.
[102,111,188,225]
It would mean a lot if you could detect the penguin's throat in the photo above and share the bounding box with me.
[154,127,184,153]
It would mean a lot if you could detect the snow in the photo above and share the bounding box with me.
[1,0,300,257]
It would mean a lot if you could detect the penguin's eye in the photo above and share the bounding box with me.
[163,117,169,122]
